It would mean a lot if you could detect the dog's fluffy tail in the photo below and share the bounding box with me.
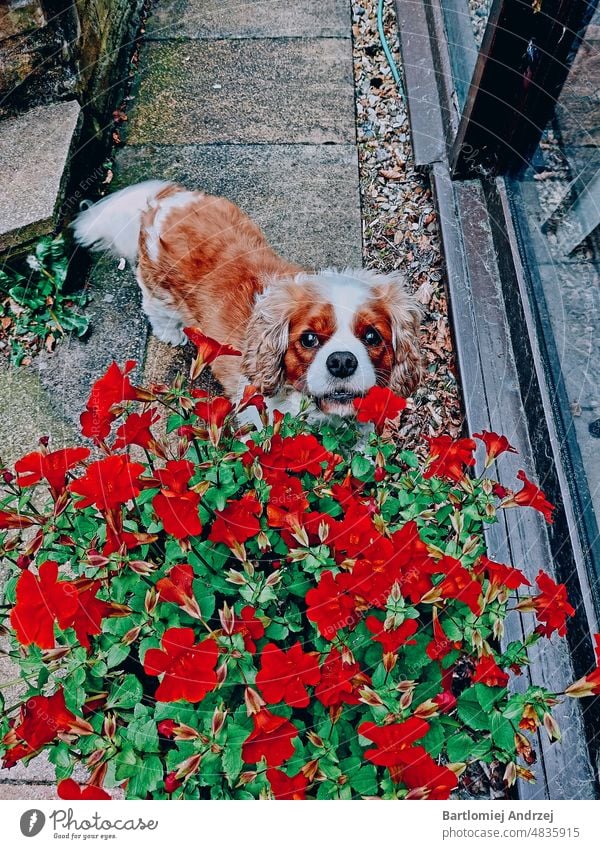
[71,180,172,264]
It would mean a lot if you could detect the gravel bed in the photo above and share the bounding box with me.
[352,0,464,454]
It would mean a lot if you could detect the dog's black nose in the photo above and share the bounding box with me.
[326,351,358,378]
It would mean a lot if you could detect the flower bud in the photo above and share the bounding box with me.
[212,705,227,737]
[414,699,439,719]
[157,720,177,738]
[244,686,265,715]
[543,711,561,742]
[120,625,141,646]
[216,662,228,686]
[103,713,117,742]
[145,587,158,615]
[130,559,158,576]
[164,772,183,793]
[237,771,257,787]
[306,731,324,748]
[219,602,236,634]
[226,569,247,585]
[358,686,384,707]
[503,761,517,787]
[174,753,202,781]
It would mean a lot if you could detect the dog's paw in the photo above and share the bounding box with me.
[153,325,187,346]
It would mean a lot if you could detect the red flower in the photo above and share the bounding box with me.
[69,455,145,512]
[366,616,418,654]
[436,557,482,615]
[517,570,574,637]
[565,635,600,697]
[397,749,458,799]
[424,435,476,483]
[71,583,125,651]
[184,328,241,379]
[359,718,430,779]
[209,492,262,550]
[305,570,359,639]
[473,655,509,688]
[238,384,267,414]
[315,647,369,709]
[433,691,457,713]
[241,708,298,766]
[353,386,407,432]
[475,555,529,593]
[152,459,202,540]
[246,433,334,478]
[398,553,440,605]
[80,361,144,441]
[231,605,265,653]
[194,395,234,443]
[156,563,201,619]
[143,627,218,702]
[502,470,555,524]
[112,409,161,454]
[164,772,183,794]
[266,768,308,800]
[256,642,320,708]
[2,689,92,768]
[265,472,309,529]
[15,447,90,494]
[426,609,461,661]
[473,430,517,467]
[57,779,111,800]
[10,561,78,648]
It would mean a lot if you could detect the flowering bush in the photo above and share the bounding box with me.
[0,332,597,800]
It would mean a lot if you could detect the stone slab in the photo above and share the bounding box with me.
[0,783,57,800]
[115,143,362,268]
[0,101,81,251]
[29,256,148,436]
[126,39,355,145]
[147,0,350,40]
[0,367,77,466]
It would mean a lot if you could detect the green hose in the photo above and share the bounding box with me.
[377,0,405,100]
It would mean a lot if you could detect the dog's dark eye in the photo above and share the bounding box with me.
[300,331,320,349]
[363,328,382,346]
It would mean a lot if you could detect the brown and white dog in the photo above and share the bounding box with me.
[73,180,422,419]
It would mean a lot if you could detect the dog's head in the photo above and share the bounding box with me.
[242,269,423,416]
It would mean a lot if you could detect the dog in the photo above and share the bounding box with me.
[73,180,422,419]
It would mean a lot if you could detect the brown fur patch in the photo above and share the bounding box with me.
[284,301,336,388]
[352,304,395,384]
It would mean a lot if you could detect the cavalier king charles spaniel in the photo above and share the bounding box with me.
[73,180,422,419]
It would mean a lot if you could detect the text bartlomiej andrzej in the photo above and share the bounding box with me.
[442,810,554,824]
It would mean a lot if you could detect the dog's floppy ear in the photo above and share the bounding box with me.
[373,272,423,397]
[241,284,291,395]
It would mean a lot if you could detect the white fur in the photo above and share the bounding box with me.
[302,271,377,399]
[144,191,200,263]
[71,180,171,264]
[136,270,187,346]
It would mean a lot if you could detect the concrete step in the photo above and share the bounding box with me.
[115,142,362,268]
[0,100,81,253]
[146,0,350,40]
[126,38,355,146]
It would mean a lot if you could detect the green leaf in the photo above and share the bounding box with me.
[106,643,130,669]
[457,688,492,731]
[127,755,163,798]
[446,731,492,762]
[125,717,160,753]
[473,683,506,713]
[107,674,143,710]
[491,713,515,752]
[351,454,372,480]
